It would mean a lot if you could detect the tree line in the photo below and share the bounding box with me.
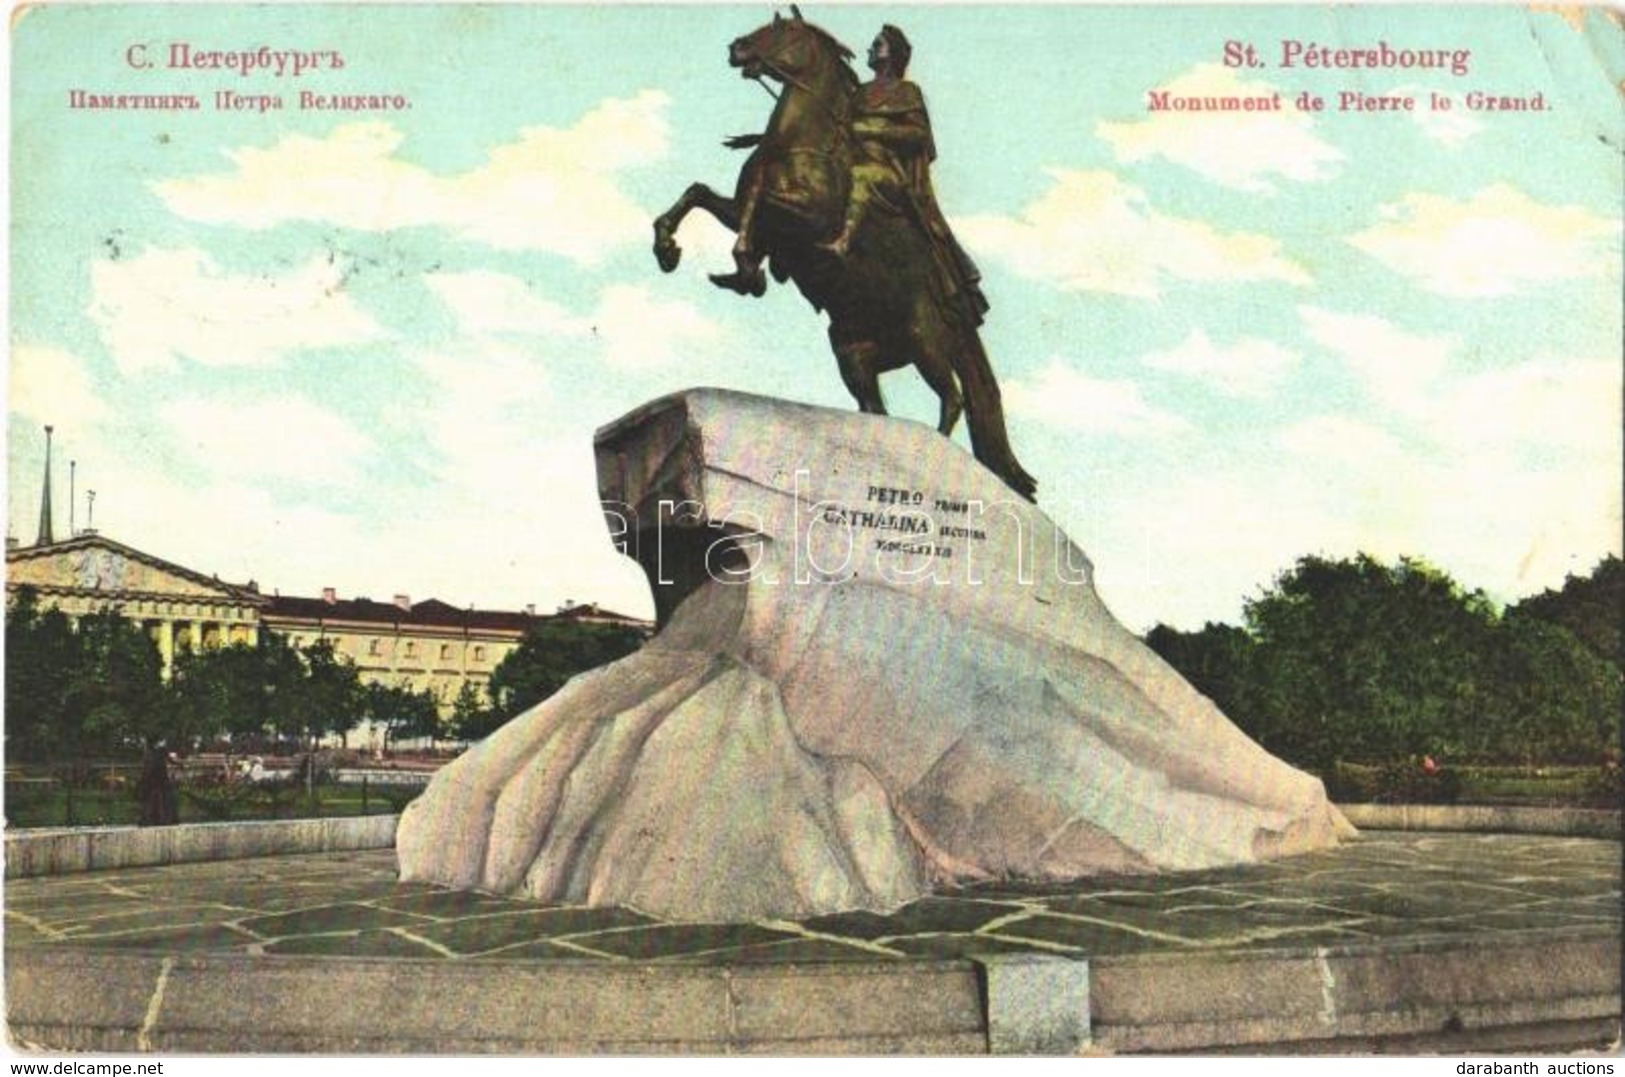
[7,553,1618,778]
[1145,553,1621,774]
[3,586,646,763]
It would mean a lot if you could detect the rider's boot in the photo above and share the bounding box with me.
[709,247,768,297]
[818,181,873,259]
[817,223,854,259]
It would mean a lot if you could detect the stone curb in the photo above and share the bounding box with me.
[1087,927,1621,1054]
[6,805,1616,880]
[1339,804,1620,838]
[5,950,987,1055]
[7,930,1616,1055]
[3,815,398,880]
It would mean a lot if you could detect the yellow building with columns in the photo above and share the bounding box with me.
[5,533,649,731]
[6,430,650,745]
[5,533,265,671]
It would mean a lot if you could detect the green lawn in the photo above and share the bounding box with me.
[5,763,1616,830]
[1328,761,1619,807]
[3,781,422,829]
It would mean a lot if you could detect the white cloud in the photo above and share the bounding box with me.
[1348,184,1618,297]
[385,339,650,615]
[1276,415,1405,469]
[426,270,719,370]
[1139,329,1299,398]
[8,344,109,429]
[1096,64,1343,193]
[366,430,649,613]
[12,337,648,616]
[425,270,587,337]
[1297,306,1621,458]
[158,396,373,487]
[408,337,553,484]
[1006,358,1189,437]
[958,169,1310,298]
[1298,306,1621,469]
[594,284,720,369]
[373,271,717,617]
[1391,84,1484,148]
[1434,357,1622,456]
[1105,470,1391,628]
[1111,407,1619,629]
[1297,305,1455,416]
[1280,306,1621,602]
[13,423,372,599]
[153,93,671,262]
[89,247,386,373]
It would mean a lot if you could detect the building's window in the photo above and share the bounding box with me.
[404,641,417,657]
[474,645,487,662]
[369,638,382,656]
[439,643,452,661]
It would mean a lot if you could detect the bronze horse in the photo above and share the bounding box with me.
[651,11,1037,501]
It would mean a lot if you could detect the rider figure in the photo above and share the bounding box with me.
[822,25,989,325]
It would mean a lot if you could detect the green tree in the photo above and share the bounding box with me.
[5,587,80,760]
[167,636,379,751]
[449,681,498,743]
[1140,554,1622,774]
[300,640,366,747]
[168,642,277,745]
[1476,616,1621,765]
[1144,621,1254,728]
[485,620,646,728]
[1240,554,1498,771]
[1508,555,1622,668]
[63,608,168,756]
[362,682,441,752]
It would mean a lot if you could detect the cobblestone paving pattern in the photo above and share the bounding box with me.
[5,833,1618,963]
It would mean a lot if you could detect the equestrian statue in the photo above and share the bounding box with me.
[651,10,1038,501]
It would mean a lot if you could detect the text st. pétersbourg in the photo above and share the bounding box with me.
[68,43,410,113]
[1147,38,1547,114]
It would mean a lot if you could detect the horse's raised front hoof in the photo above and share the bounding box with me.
[708,269,767,297]
[652,227,682,273]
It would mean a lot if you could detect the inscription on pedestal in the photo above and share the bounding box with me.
[812,483,993,563]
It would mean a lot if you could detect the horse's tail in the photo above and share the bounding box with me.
[953,330,1038,502]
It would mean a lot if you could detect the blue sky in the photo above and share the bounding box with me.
[8,4,1622,630]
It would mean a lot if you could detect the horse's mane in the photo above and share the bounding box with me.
[801,20,860,92]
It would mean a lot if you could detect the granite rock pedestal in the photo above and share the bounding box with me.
[397,390,1353,921]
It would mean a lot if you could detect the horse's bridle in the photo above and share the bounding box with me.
[744,24,852,135]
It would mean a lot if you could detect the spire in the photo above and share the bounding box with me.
[35,425,54,547]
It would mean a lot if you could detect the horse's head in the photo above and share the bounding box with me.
[729,7,854,87]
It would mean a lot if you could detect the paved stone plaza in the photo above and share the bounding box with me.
[6,830,1620,1053]
[5,831,1620,960]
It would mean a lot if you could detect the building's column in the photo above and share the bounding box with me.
[156,620,175,678]
[190,620,205,655]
